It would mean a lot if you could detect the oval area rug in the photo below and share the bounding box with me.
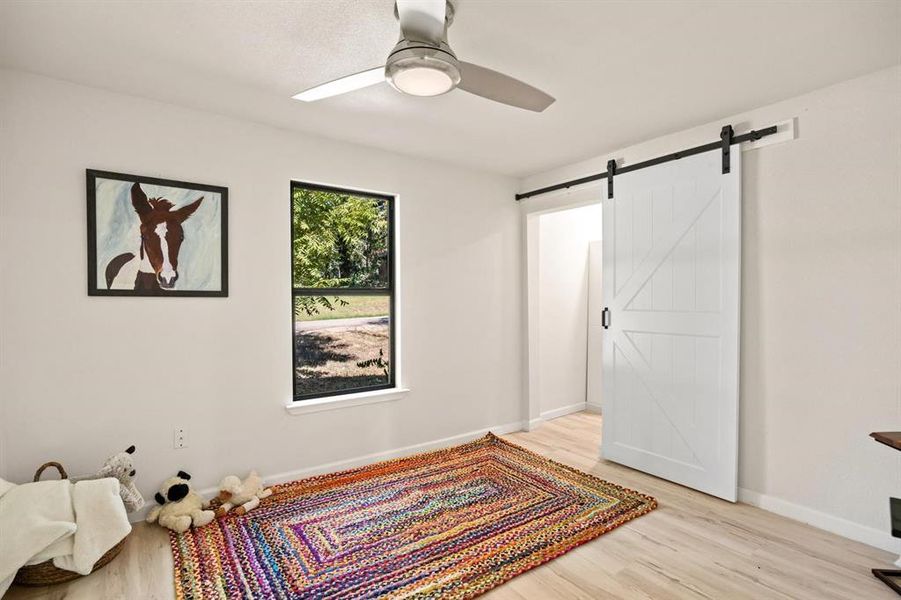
[169,433,656,599]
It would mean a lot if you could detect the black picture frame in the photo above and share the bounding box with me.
[86,169,228,297]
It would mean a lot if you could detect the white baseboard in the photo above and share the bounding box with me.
[739,487,901,556]
[130,419,527,524]
[540,402,587,421]
[525,417,544,431]
[584,402,602,414]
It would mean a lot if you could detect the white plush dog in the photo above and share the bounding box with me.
[215,471,272,517]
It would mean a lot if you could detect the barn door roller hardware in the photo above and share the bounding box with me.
[514,123,779,201]
[606,159,616,199]
[720,125,733,174]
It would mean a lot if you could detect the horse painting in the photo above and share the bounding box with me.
[105,183,203,291]
[87,170,227,297]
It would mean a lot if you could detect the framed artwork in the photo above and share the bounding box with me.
[86,170,228,297]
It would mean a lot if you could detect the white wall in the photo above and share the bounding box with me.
[1,62,898,558]
[536,205,601,418]
[521,66,901,553]
[0,70,522,506]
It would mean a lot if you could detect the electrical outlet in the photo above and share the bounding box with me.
[174,427,188,449]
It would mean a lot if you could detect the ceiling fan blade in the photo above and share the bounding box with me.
[457,61,554,112]
[293,67,386,102]
[396,0,446,44]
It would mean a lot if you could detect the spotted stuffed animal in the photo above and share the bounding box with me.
[72,445,145,512]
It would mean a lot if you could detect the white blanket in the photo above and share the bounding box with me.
[0,477,131,597]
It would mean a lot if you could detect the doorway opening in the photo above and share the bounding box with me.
[524,193,602,428]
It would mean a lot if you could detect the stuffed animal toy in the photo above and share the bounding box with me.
[71,445,145,513]
[147,471,214,533]
[215,471,272,517]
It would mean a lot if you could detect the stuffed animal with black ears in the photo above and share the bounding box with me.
[71,444,145,513]
[146,471,214,533]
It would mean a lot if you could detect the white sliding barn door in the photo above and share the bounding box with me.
[601,149,740,501]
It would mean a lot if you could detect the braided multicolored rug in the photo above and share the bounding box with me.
[170,433,656,599]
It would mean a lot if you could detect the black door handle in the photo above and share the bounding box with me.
[601,308,610,329]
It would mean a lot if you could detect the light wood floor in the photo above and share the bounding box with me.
[8,412,897,599]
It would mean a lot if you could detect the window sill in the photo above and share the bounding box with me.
[285,388,410,416]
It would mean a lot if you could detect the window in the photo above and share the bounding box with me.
[291,182,395,401]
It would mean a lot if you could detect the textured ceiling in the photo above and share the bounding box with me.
[1,0,899,176]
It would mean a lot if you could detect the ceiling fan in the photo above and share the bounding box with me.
[293,0,554,112]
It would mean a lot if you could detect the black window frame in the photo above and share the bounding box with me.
[290,181,396,402]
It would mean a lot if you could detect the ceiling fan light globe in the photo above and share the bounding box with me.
[385,47,461,97]
[391,67,454,96]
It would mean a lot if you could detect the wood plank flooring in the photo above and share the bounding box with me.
[7,412,897,599]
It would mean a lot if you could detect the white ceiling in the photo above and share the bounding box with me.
[1,1,899,177]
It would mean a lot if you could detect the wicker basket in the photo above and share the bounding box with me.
[12,462,128,587]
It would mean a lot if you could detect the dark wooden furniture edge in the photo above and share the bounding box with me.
[870,434,901,595]
[873,569,901,595]
[870,432,901,451]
